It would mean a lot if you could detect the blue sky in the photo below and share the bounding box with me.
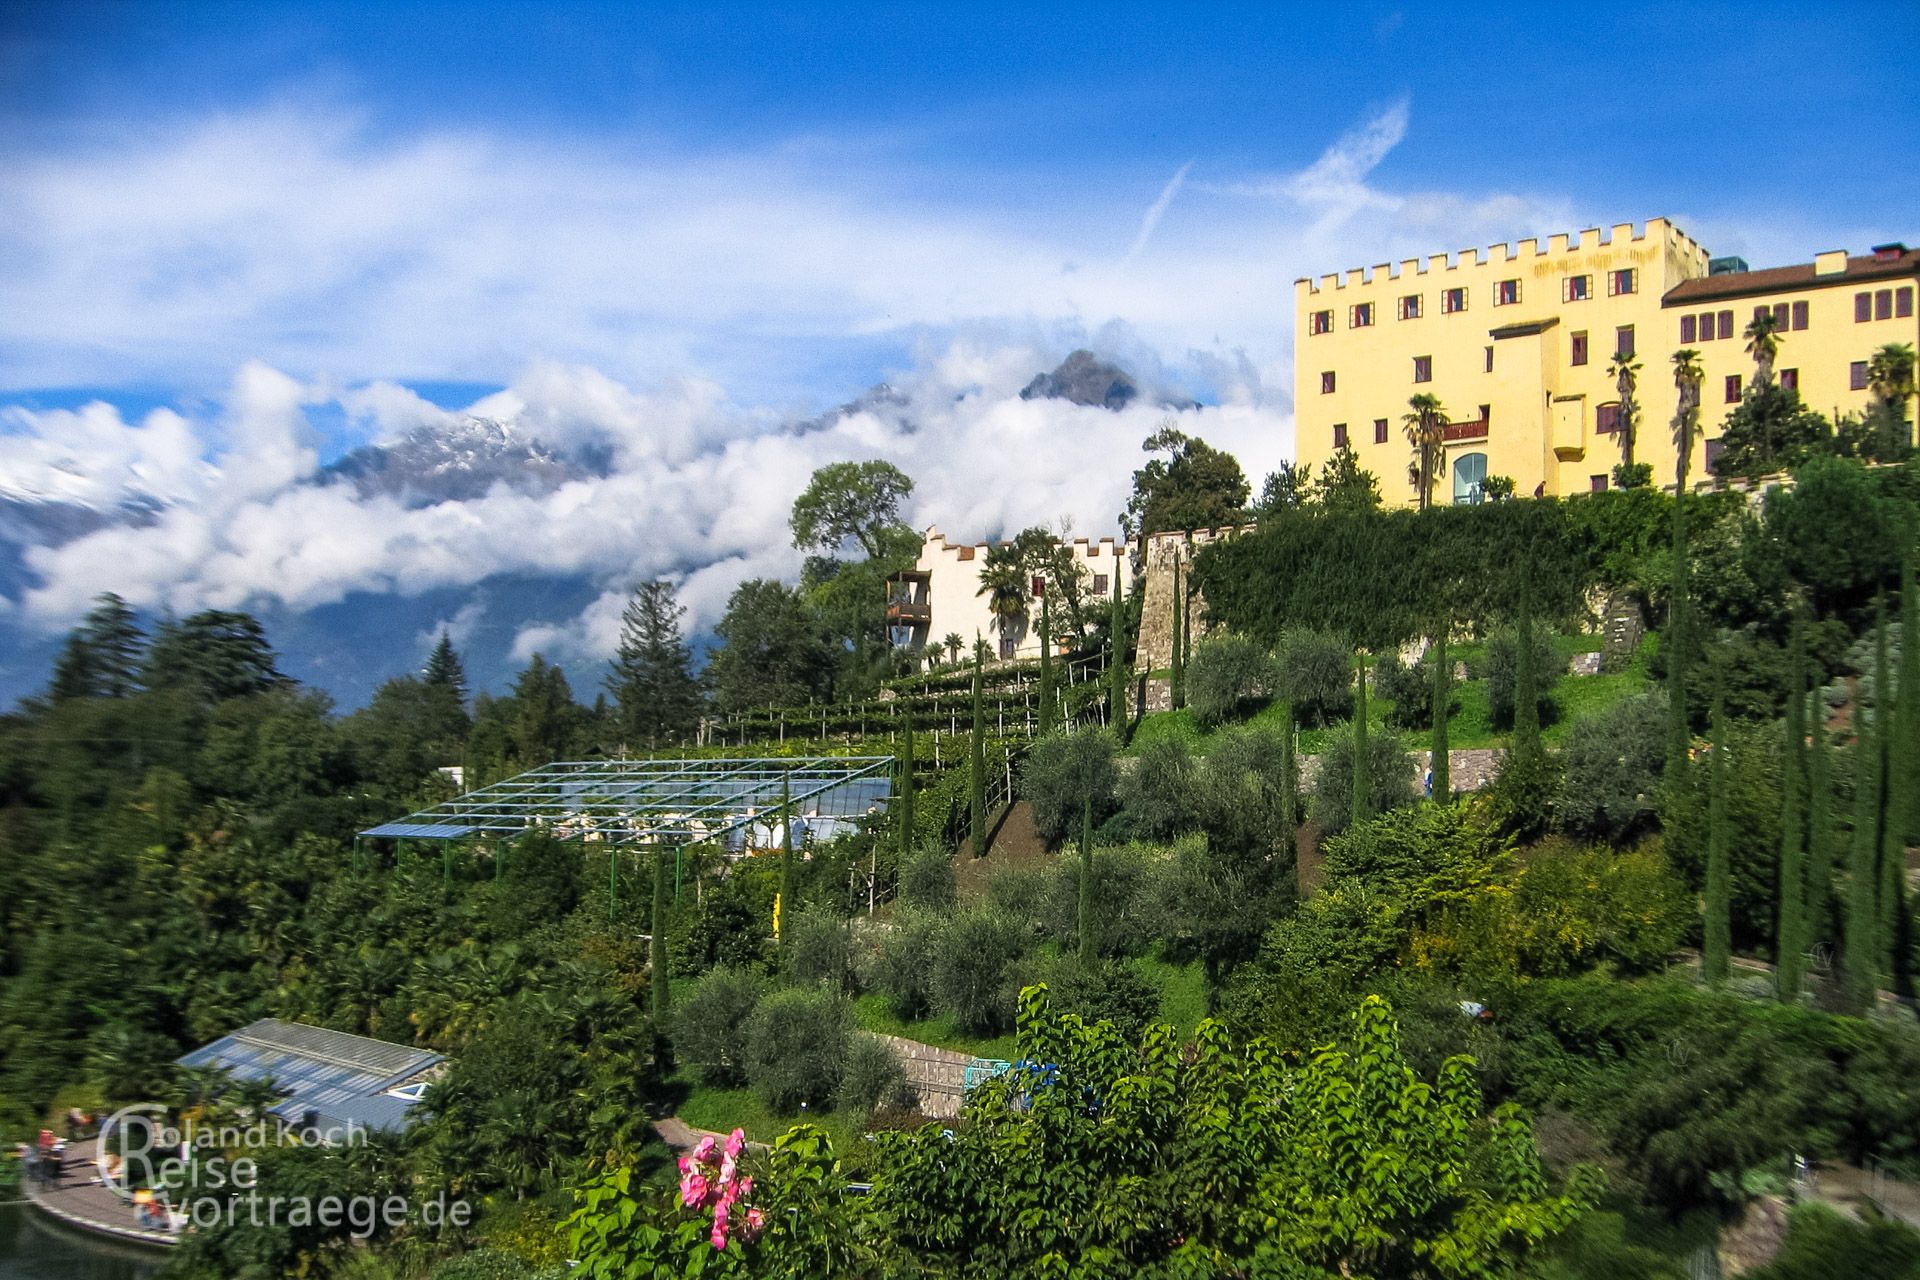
[0,1,1915,679]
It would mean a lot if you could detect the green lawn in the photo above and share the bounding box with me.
[666,1072,865,1150]
[1127,632,1648,757]
[851,992,1019,1061]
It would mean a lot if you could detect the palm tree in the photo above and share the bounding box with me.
[976,547,1028,648]
[1744,311,1782,391]
[1671,348,1704,489]
[942,632,965,665]
[1609,348,1642,470]
[1868,342,1918,450]
[1401,393,1449,511]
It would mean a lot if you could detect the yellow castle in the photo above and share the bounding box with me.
[1293,218,1919,503]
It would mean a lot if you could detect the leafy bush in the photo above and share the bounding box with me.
[1194,725,1299,862]
[898,841,956,912]
[743,985,854,1113]
[1274,627,1352,725]
[1125,736,1200,840]
[1557,692,1667,843]
[784,907,852,991]
[1020,727,1119,845]
[1745,1203,1920,1279]
[869,908,945,1021]
[1486,738,1562,839]
[1485,621,1561,729]
[1032,843,1170,959]
[930,908,1027,1035]
[671,966,767,1088]
[1309,725,1417,835]
[1372,648,1433,731]
[834,1032,912,1119]
[1185,632,1273,729]
[1041,959,1162,1044]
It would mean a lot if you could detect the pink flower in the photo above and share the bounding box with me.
[724,1128,747,1160]
[742,1207,766,1241]
[710,1199,730,1250]
[719,1153,738,1185]
[679,1172,710,1207]
[691,1135,717,1164]
[735,1176,752,1199]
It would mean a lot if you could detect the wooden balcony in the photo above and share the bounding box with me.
[1442,418,1489,442]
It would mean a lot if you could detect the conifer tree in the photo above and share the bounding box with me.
[1807,686,1836,953]
[1777,619,1807,1001]
[779,777,795,971]
[970,642,986,856]
[1703,685,1732,987]
[1430,631,1451,803]
[1078,790,1095,969]
[606,581,702,749]
[1844,600,1887,1011]
[650,845,671,1024]
[899,709,916,858]
[46,634,98,703]
[1107,578,1128,741]
[1351,651,1372,831]
[54,593,146,699]
[424,629,468,700]
[1037,589,1055,734]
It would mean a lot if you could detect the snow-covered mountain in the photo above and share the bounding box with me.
[320,417,609,506]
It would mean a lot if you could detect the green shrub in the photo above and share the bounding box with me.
[1309,725,1417,836]
[1375,647,1454,731]
[899,841,956,911]
[1485,621,1561,729]
[670,966,767,1088]
[1275,627,1352,725]
[1186,633,1273,729]
[1556,692,1667,843]
[1020,727,1120,845]
[785,907,853,991]
[1036,843,1170,959]
[870,908,945,1021]
[834,1032,912,1119]
[743,985,854,1113]
[1041,959,1162,1044]
[1125,736,1200,840]
[1487,737,1562,838]
[930,908,1027,1035]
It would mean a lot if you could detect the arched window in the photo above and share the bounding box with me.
[1453,452,1488,505]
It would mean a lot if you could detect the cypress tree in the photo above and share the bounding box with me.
[1807,686,1835,955]
[425,629,468,700]
[1703,684,1732,988]
[1512,570,1542,759]
[1430,631,1451,804]
[1108,578,1128,741]
[970,642,986,856]
[1665,489,1693,825]
[1038,589,1054,734]
[779,777,795,971]
[1170,559,1186,712]
[1078,791,1095,968]
[1777,619,1808,1001]
[650,845,671,1022]
[1844,599,1887,1012]
[899,709,917,858]
[1351,651,1372,831]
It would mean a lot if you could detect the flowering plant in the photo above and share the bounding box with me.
[677,1129,764,1251]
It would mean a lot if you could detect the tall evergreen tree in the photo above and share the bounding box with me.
[1429,632,1451,804]
[970,643,986,856]
[510,654,581,764]
[424,630,468,699]
[899,709,916,858]
[650,845,671,1025]
[1038,589,1055,735]
[1351,651,1372,831]
[79,593,144,697]
[1844,601,1887,1011]
[1807,686,1836,955]
[606,581,702,749]
[1078,790,1095,969]
[1777,619,1808,1001]
[1703,685,1732,987]
[142,609,283,703]
[1512,570,1543,761]
[779,777,795,972]
[1107,579,1128,740]
[46,634,99,703]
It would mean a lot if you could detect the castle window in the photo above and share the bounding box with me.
[1791,300,1809,330]
[1856,292,1873,322]
[1442,286,1467,314]
[1333,423,1348,448]
[1564,274,1592,302]
[1092,573,1109,595]
[1590,474,1609,492]
[1453,452,1488,505]
[1321,371,1336,394]
[1704,439,1725,473]
[1608,268,1637,296]
[1852,361,1869,391]
[1596,402,1621,434]
[1310,309,1333,335]
[1570,332,1589,366]
[1876,290,1893,321]
[1399,294,1422,320]
[1616,325,1635,357]
[1374,418,1389,444]
[1350,302,1375,328]
[1484,346,1494,372]
[1725,374,1742,403]
[1718,310,1734,340]
[1681,315,1697,343]
[1697,311,1715,341]
[1000,634,1017,659]
[1900,288,1915,318]
[1495,279,1520,306]
[1413,355,1432,383]
[1780,368,1799,392]
[1771,302,1790,330]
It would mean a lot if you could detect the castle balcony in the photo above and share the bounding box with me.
[1442,417,1489,442]
[885,600,932,624]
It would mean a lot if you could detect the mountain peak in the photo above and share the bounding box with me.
[321,417,602,506]
[1020,349,1139,410]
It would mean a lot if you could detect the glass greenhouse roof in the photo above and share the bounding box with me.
[359,756,896,845]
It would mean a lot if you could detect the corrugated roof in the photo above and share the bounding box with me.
[1664,248,1920,304]
[177,1019,443,1136]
